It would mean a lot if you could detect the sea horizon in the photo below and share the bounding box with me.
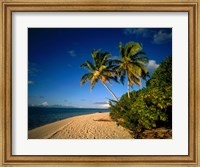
[28,107,109,130]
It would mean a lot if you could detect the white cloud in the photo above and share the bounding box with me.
[68,50,76,57]
[153,30,172,44]
[94,102,108,105]
[28,61,39,76]
[146,60,159,75]
[123,28,172,45]
[28,80,34,85]
[99,103,110,108]
[41,101,48,107]
[94,102,110,108]
[123,28,153,38]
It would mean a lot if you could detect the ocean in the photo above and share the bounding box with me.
[28,107,109,130]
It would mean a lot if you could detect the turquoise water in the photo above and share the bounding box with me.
[28,107,109,130]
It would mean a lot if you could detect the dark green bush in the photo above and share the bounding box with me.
[109,56,172,133]
[146,56,172,88]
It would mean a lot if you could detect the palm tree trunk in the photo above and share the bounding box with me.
[102,82,119,101]
[102,82,126,112]
[127,80,130,98]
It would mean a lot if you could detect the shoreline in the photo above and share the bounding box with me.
[28,108,109,130]
[28,112,133,139]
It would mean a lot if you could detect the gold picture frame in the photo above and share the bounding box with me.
[0,0,199,166]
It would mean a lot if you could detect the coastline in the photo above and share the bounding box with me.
[28,107,109,130]
[28,112,133,139]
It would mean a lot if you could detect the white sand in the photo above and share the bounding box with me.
[28,112,133,139]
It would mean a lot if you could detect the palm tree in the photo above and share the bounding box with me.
[115,42,149,98]
[80,50,119,101]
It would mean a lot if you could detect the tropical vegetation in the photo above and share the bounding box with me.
[80,50,119,101]
[109,56,172,137]
[115,42,149,98]
[80,41,172,138]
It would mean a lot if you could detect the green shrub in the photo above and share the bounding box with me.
[146,56,172,88]
[110,86,172,132]
[109,56,172,133]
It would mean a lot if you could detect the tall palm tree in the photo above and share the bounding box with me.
[80,50,119,101]
[115,42,149,98]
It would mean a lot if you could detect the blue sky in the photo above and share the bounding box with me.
[28,28,172,108]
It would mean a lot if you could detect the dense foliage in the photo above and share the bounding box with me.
[146,56,172,87]
[109,56,172,134]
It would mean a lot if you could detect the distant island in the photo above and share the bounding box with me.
[28,105,76,108]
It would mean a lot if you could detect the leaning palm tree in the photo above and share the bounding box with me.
[115,42,149,98]
[80,50,119,101]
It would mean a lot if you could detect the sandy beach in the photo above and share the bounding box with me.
[28,112,133,139]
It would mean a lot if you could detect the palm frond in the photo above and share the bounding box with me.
[92,49,101,68]
[124,42,142,58]
[99,65,107,72]
[128,75,135,85]
[112,65,120,71]
[105,64,118,70]
[128,73,140,86]
[133,57,149,63]
[132,51,146,57]
[119,42,125,58]
[100,52,111,66]
[90,75,98,90]
[80,62,87,68]
[133,62,148,75]
[86,60,95,71]
[119,70,126,85]
[103,69,118,75]
[101,74,119,85]
[129,65,142,76]
[80,49,120,96]
[132,76,141,85]
[80,60,95,71]
[109,99,118,104]
[124,42,134,58]
[107,76,119,83]
[128,67,141,84]
[80,73,93,86]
